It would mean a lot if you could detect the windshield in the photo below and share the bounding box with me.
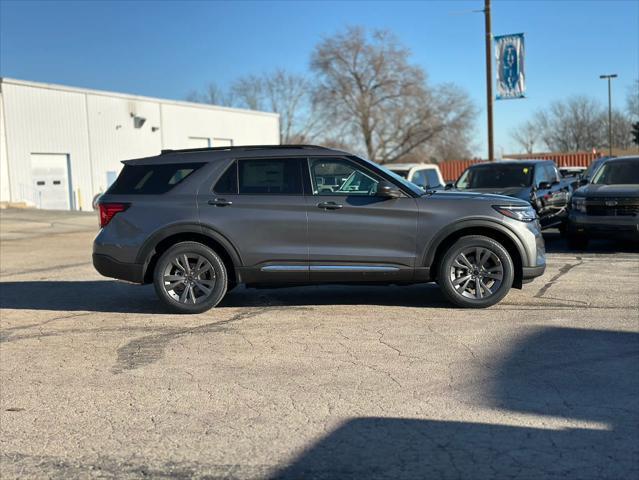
[350,156,424,196]
[591,160,639,185]
[583,158,607,179]
[456,164,533,189]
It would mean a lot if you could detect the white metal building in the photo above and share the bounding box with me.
[0,78,280,210]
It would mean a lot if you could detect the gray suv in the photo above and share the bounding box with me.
[93,145,546,313]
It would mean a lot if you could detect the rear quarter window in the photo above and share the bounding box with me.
[107,163,203,194]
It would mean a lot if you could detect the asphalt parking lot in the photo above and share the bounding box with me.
[1,208,638,479]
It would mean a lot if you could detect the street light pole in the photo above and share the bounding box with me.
[484,0,494,161]
[600,74,618,157]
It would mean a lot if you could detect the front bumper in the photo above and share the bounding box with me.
[568,211,639,239]
[522,264,546,280]
[93,253,145,283]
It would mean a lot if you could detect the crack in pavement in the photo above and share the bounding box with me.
[0,312,93,343]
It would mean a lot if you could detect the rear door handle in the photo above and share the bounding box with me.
[208,198,233,207]
[317,201,343,210]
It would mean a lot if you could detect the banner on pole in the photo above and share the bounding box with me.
[495,33,525,100]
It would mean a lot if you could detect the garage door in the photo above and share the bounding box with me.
[30,153,71,210]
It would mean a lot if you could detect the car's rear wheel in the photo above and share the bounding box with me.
[153,242,227,314]
[437,235,514,308]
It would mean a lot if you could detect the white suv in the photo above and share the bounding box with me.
[386,163,445,190]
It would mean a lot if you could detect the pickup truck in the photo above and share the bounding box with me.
[386,163,445,190]
[453,160,572,230]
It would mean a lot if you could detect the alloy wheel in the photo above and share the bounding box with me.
[449,247,504,300]
[162,253,216,304]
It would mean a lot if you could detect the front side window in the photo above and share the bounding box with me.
[592,160,639,185]
[309,158,382,196]
[543,165,558,184]
[238,158,302,194]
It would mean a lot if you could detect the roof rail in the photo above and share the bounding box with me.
[160,144,331,155]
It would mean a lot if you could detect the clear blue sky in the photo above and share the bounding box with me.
[1,0,637,156]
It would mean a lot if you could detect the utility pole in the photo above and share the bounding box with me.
[600,74,617,157]
[484,0,494,161]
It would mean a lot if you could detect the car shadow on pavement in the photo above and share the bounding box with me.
[0,281,452,313]
[271,327,639,480]
[0,280,165,314]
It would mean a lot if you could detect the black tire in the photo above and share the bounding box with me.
[153,241,228,314]
[567,234,589,250]
[437,235,514,308]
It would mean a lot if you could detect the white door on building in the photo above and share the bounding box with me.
[30,153,71,210]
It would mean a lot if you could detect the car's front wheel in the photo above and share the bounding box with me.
[153,242,228,314]
[437,235,514,308]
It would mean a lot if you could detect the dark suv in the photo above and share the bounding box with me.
[454,160,572,230]
[93,145,546,313]
[567,156,639,248]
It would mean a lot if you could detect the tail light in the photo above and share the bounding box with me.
[99,203,129,227]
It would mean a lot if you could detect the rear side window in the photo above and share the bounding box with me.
[108,163,203,194]
[238,158,302,194]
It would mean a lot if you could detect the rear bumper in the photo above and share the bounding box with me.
[92,253,145,283]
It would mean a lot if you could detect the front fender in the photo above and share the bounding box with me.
[421,217,529,268]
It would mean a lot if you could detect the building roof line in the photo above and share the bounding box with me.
[0,77,280,119]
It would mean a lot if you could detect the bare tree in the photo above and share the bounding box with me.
[186,83,235,107]
[610,109,634,150]
[533,96,605,152]
[187,71,318,144]
[627,79,639,119]
[310,26,476,164]
[510,119,539,154]
[232,70,320,143]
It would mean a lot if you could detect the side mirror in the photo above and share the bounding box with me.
[578,178,588,186]
[377,181,402,198]
[538,181,552,190]
[445,182,455,190]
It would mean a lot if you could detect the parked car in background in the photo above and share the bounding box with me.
[386,163,445,190]
[559,166,587,178]
[567,156,639,249]
[580,156,614,184]
[453,160,572,230]
[93,145,546,313]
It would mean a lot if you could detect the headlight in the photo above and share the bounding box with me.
[572,197,586,213]
[493,205,537,222]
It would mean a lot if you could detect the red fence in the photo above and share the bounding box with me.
[438,152,601,182]
[503,152,599,167]
[439,160,482,182]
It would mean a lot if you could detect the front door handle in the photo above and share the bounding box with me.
[208,198,233,207]
[317,201,343,210]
